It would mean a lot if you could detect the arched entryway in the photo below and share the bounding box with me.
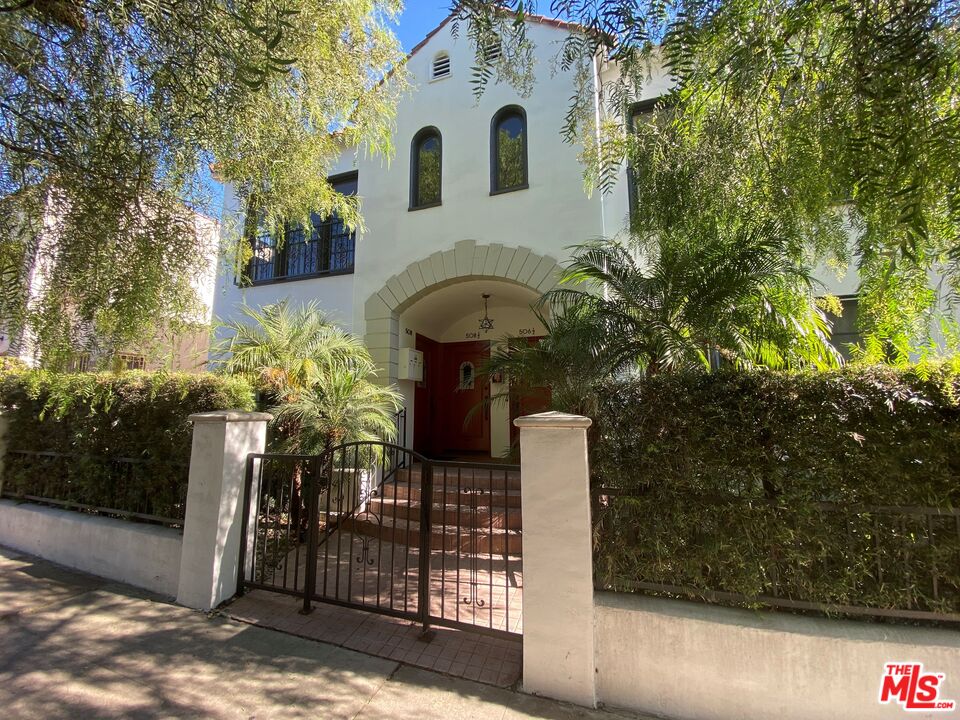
[363,240,561,458]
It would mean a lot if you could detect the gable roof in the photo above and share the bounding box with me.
[405,11,598,62]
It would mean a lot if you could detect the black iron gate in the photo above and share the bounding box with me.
[237,441,523,638]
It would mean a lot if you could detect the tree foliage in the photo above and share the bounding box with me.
[415,135,441,206]
[453,0,960,357]
[212,300,401,450]
[484,226,839,421]
[0,0,406,363]
[496,127,526,189]
[592,365,960,617]
[551,225,840,374]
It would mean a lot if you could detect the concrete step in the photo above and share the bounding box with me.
[336,514,522,556]
[365,497,522,531]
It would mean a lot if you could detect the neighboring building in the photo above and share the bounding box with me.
[210,13,940,458]
[3,192,218,373]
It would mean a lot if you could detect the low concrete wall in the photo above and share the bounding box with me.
[0,499,182,596]
[595,592,960,720]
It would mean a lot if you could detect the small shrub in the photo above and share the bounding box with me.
[591,364,960,618]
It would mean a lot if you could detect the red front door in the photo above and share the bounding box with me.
[414,337,491,457]
[439,340,491,455]
[509,336,553,449]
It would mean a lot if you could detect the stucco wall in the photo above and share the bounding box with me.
[0,500,182,597]
[594,591,960,720]
[209,19,605,343]
[349,20,603,341]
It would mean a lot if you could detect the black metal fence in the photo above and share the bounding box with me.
[1,450,188,527]
[239,453,313,596]
[239,443,523,638]
[394,407,407,449]
[593,487,960,623]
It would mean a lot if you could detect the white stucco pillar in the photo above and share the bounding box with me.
[0,412,8,496]
[176,410,271,611]
[514,411,596,707]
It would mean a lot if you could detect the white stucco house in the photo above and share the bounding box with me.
[3,193,219,373]
[211,12,871,459]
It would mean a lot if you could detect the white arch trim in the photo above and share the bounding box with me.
[363,240,562,384]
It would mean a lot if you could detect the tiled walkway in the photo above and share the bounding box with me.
[261,531,524,635]
[225,589,523,688]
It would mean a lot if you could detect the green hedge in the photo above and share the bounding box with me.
[0,370,254,521]
[591,365,960,618]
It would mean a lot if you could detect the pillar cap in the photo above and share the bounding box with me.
[188,410,273,424]
[513,411,592,429]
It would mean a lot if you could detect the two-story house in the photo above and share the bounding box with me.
[211,12,871,459]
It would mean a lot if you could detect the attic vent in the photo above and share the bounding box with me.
[483,40,502,62]
[432,53,451,79]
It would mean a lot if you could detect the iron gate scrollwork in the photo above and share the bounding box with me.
[237,441,523,639]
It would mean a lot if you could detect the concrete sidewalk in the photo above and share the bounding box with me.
[0,546,642,719]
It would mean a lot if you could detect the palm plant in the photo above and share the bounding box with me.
[212,299,401,449]
[213,299,401,535]
[484,304,614,418]
[211,300,368,401]
[270,369,401,455]
[548,222,840,377]
[483,222,840,423]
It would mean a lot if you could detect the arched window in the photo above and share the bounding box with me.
[410,127,442,209]
[432,52,451,80]
[459,361,475,390]
[490,106,528,194]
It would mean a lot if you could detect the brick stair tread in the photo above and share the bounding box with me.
[367,497,520,514]
[346,513,520,537]
[378,483,521,498]
[391,468,521,490]
[365,498,522,530]
[397,464,520,477]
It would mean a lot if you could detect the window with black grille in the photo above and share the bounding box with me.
[248,173,357,284]
[68,353,91,372]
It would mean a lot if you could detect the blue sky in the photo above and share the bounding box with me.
[391,4,453,52]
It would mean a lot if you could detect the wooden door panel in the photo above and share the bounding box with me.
[438,340,490,455]
[509,336,553,448]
